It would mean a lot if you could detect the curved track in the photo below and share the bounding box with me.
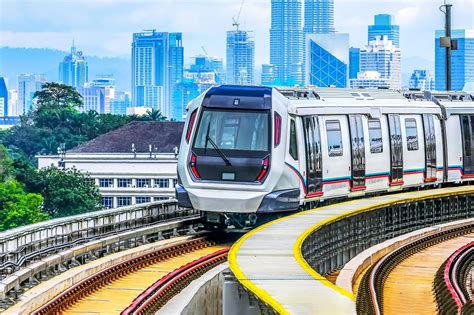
[383,234,474,314]
[33,237,229,315]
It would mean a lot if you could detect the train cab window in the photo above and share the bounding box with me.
[289,119,298,160]
[326,120,343,157]
[405,118,419,151]
[368,119,383,153]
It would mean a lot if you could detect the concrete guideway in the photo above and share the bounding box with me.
[229,186,474,315]
[5,236,195,314]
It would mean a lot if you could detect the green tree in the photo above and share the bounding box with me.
[38,167,102,217]
[143,108,167,121]
[0,180,47,231]
[0,145,13,182]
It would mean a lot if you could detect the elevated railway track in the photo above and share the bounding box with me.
[32,236,229,315]
[356,225,474,314]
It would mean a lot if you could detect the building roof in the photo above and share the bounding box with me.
[69,121,184,154]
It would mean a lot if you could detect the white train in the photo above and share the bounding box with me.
[176,85,474,229]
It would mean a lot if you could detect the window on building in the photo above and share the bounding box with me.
[117,196,131,207]
[99,178,114,188]
[289,119,298,160]
[154,178,169,188]
[102,197,114,209]
[154,196,170,201]
[368,119,383,153]
[405,118,419,151]
[173,179,178,187]
[136,178,151,188]
[326,120,343,157]
[118,178,132,188]
[135,196,151,204]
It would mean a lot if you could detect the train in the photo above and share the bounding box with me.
[175,85,474,229]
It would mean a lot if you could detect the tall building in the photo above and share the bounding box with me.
[261,64,276,85]
[59,43,89,88]
[368,14,400,47]
[110,91,131,115]
[0,77,8,117]
[8,89,18,117]
[131,30,184,120]
[189,56,225,84]
[435,29,474,91]
[359,36,401,89]
[349,71,391,89]
[270,0,304,86]
[18,74,47,114]
[409,70,435,91]
[177,55,224,119]
[226,30,255,85]
[303,0,335,34]
[349,47,360,79]
[90,76,115,113]
[77,85,106,113]
[306,33,349,88]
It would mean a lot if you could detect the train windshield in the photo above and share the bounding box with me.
[193,109,270,156]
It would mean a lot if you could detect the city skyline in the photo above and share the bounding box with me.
[1,0,473,68]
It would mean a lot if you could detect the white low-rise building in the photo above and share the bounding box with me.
[37,121,184,209]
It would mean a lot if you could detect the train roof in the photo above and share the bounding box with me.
[274,87,442,117]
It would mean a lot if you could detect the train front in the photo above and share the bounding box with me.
[176,85,299,229]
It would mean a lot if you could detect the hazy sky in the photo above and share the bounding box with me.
[0,0,473,66]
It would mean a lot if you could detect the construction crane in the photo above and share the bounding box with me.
[232,0,245,30]
[201,46,209,56]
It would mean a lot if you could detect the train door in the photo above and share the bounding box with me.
[349,115,366,190]
[423,114,437,181]
[460,115,474,176]
[388,114,403,185]
[303,116,323,196]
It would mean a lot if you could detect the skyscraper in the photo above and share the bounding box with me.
[110,91,131,115]
[435,29,474,91]
[261,64,276,85]
[368,14,400,47]
[409,70,435,91]
[77,85,106,113]
[90,76,115,113]
[303,0,335,34]
[270,0,304,86]
[59,43,89,88]
[18,74,47,114]
[226,30,255,85]
[131,30,184,120]
[0,77,8,117]
[349,47,361,79]
[359,36,401,89]
[306,33,349,88]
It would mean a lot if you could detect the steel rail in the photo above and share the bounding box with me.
[434,241,474,313]
[357,224,474,314]
[122,248,229,314]
[31,237,215,315]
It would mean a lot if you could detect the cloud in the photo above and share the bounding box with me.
[0,0,473,67]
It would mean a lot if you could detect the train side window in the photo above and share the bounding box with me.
[405,118,419,151]
[326,120,343,157]
[368,119,383,153]
[289,119,298,160]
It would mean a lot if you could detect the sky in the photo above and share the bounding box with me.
[0,0,473,66]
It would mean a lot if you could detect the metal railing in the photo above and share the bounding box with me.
[0,200,198,276]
